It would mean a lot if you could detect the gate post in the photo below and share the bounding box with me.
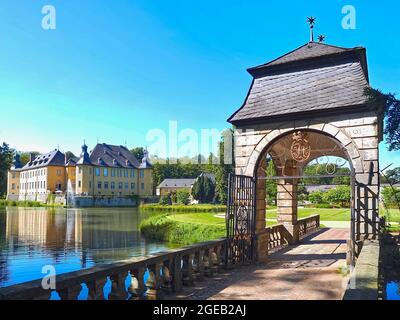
[254,161,268,262]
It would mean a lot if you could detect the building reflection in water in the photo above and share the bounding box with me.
[0,207,168,287]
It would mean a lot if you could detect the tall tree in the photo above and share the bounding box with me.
[365,87,400,151]
[0,143,14,197]
[130,147,145,162]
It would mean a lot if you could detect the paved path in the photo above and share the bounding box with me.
[167,228,350,300]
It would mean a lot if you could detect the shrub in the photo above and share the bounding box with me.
[322,186,350,208]
[139,213,225,245]
[382,187,400,207]
[309,191,325,204]
[176,190,190,205]
[159,194,172,206]
[192,175,215,203]
[140,204,226,213]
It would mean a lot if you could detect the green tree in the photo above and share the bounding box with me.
[0,143,14,197]
[176,189,190,205]
[192,175,215,203]
[365,87,400,151]
[309,191,324,204]
[159,193,172,205]
[130,147,145,162]
[382,187,400,207]
[322,186,351,207]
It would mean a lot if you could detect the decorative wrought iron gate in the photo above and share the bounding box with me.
[226,174,256,265]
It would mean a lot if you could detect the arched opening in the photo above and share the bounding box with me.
[253,129,355,254]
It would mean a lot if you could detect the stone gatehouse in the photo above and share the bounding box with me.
[227,41,384,260]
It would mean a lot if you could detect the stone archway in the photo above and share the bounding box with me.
[233,119,381,262]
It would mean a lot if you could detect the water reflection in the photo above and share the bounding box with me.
[0,207,171,287]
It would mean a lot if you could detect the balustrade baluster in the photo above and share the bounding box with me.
[210,249,218,274]
[194,250,205,281]
[182,253,194,286]
[161,261,172,294]
[109,272,128,300]
[146,263,162,300]
[87,278,107,300]
[171,254,183,293]
[128,268,146,299]
[203,250,211,276]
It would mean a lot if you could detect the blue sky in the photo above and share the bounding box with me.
[0,0,399,168]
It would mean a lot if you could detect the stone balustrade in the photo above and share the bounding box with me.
[298,215,320,239]
[0,239,227,300]
[266,224,290,252]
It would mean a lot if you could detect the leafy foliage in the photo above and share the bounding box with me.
[192,175,215,203]
[130,147,145,162]
[176,189,190,205]
[159,194,172,205]
[0,143,14,196]
[322,186,351,207]
[382,187,400,207]
[365,87,400,151]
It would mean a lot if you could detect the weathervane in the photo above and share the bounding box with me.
[318,34,326,43]
[307,16,316,42]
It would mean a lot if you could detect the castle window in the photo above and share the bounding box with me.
[78,181,81,188]
[89,181,92,189]
[95,168,100,176]
[56,169,61,176]
[111,169,115,177]
[124,170,128,178]
[131,183,135,190]
[130,169,135,177]
[125,183,129,189]
[97,181,102,189]
[118,182,123,189]
[141,183,145,190]
[11,183,15,190]
[140,170,144,178]
[104,168,108,177]
[118,169,122,177]
[111,182,115,190]
[12,173,15,179]
[104,182,109,189]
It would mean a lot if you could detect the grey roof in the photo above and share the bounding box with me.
[157,178,196,189]
[22,150,66,170]
[229,42,369,124]
[88,143,141,168]
[251,42,355,68]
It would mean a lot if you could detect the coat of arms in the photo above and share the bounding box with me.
[290,131,311,162]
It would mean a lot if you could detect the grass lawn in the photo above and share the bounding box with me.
[169,212,281,227]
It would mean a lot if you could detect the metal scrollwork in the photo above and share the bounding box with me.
[290,131,311,163]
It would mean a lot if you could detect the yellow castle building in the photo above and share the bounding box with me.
[7,143,153,205]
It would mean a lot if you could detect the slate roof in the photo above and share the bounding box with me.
[251,42,355,69]
[157,178,196,189]
[88,143,141,168]
[22,150,66,170]
[228,42,370,124]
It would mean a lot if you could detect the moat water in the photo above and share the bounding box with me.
[0,207,174,288]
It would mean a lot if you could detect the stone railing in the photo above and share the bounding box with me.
[266,224,290,252]
[298,215,320,239]
[0,239,227,300]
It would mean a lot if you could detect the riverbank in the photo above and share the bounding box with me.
[0,199,64,208]
[139,212,226,245]
[140,203,226,213]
